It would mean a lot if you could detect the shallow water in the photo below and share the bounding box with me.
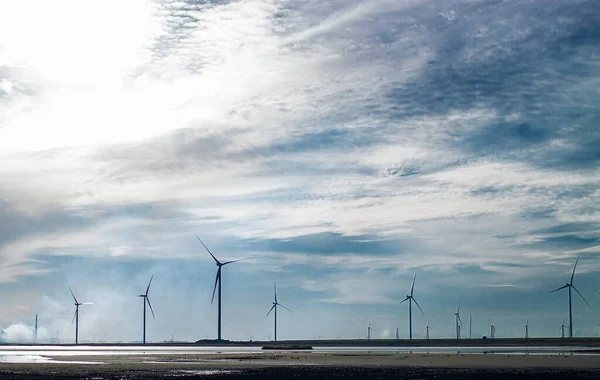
[0,345,595,364]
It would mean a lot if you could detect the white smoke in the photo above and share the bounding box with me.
[2,321,51,343]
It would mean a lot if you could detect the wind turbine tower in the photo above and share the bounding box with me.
[490,321,496,339]
[469,315,472,339]
[34,314,38,344]
[425,325,431,340]
[197,236,251,341]
[138,274,156,344]
[265,283,292,342]
[395,328,399,340]
[525,319,530,340]
[400,274,424,339]
[367,322,372,340]
[549,256,590,338]
[69,288,92,345]
[454,302,462,339]
[561,319,566,339]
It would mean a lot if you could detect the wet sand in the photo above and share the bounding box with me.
[1,352,600,379]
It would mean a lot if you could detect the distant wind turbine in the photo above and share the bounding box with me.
[490,321,496,339]
[197,235,251,340]
[366,322,373,340]
[265,283,292,342]
[454,302,462,339]
[525,319,530,340]
[549,256,591,338]
[0,329,5,343]
[560,318,566,339]
[425,324,431,340]
[138,274,156,344]
[469,315,472,339]
[400,273,424,339]
[69,288,92,344]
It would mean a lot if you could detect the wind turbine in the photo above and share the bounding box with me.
[138,274,156,344]
[400,273,424,339]
[69,288,92,344]
[525,319,530,340]
[469,315,472,339]
[560,318,566,339]
[425,324,431,340]
[490,321,496,339]
[549,256,591,338]
[265,282,292,342]
[366,322,373,340]
[0,329,5,343]
[197,235,251,340]
[454,302,462,339]
[395,328,399,340]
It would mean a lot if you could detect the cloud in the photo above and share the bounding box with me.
[0,0,599,339]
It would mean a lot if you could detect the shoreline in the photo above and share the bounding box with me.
[2,337,600,347]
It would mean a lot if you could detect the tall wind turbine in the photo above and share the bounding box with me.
[197,235,250,340]
[549,256,591,338]
[400,273,424,339]
[265,282,292,342]
[454,302,462,339]
[69,288,92,344]
[138,274,156,344]
[490,321,496,339]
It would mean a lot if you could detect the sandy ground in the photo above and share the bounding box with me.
[1,352,600,379]
[46,352,600,368]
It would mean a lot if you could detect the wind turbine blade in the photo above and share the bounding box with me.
[458,315,462,326]
[570,256,580,284]
[211,268,220,304]
[549,284,569,293]
[279,303,293,313]
[222,257,253,265]
[196,235,220,264]
[413,297,424,315]
[593,285,600,296]
[71,310,77,324]
[572,285,591,308]
[274,283,278,304]
[410,273,416,297]
[146,274,155,296]
[69,287,79,304]
[265,304,276,317]
[80,302,94,305]
[147,297,156,319]
[400,296,409,304]
[457,301,461,314]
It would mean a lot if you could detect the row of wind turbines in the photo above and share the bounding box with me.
[67,235,292,344]
[67,239,593,344]
[400,255,593,341]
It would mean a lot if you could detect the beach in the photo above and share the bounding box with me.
[1,352,600,379]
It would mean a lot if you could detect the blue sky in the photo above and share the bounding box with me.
[0,0,599,342]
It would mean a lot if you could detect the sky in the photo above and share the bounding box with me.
[0,0,599,343]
